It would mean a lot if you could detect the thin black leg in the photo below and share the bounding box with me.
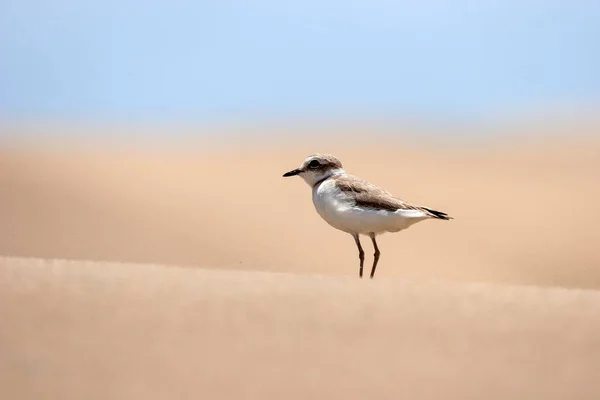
[369,233,380,279]
[353,234,365,278]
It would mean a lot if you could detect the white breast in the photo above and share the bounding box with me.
[312,179,428,235]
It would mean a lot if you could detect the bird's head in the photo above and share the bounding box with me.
[283,153,344,187]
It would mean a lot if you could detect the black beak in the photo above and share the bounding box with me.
[283,168,301,177]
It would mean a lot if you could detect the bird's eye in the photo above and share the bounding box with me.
[308,160,321,169]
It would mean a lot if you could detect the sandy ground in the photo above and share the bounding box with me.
[1,123,600,398]
[2,257,600,400]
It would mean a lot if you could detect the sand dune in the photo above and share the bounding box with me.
[1,129,599,288]
[1,256,600,400]
[2,124,600,398]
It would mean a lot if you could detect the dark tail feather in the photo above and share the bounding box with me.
[422,207,453,220]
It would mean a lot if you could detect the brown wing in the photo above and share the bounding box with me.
[334,174,452,220]
[334,175,411,211]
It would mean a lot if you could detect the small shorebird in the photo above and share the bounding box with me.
[283,153,452,278]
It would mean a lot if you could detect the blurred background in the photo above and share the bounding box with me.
[1,0,600,287]
[1,1,600,124]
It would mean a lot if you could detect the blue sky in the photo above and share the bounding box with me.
[1,1,599,122]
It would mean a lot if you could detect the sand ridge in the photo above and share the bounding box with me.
[1,256,600,400]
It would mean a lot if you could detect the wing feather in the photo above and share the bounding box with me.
[334,174,452,220]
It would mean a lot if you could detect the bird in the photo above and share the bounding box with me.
[283,153,452,278]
